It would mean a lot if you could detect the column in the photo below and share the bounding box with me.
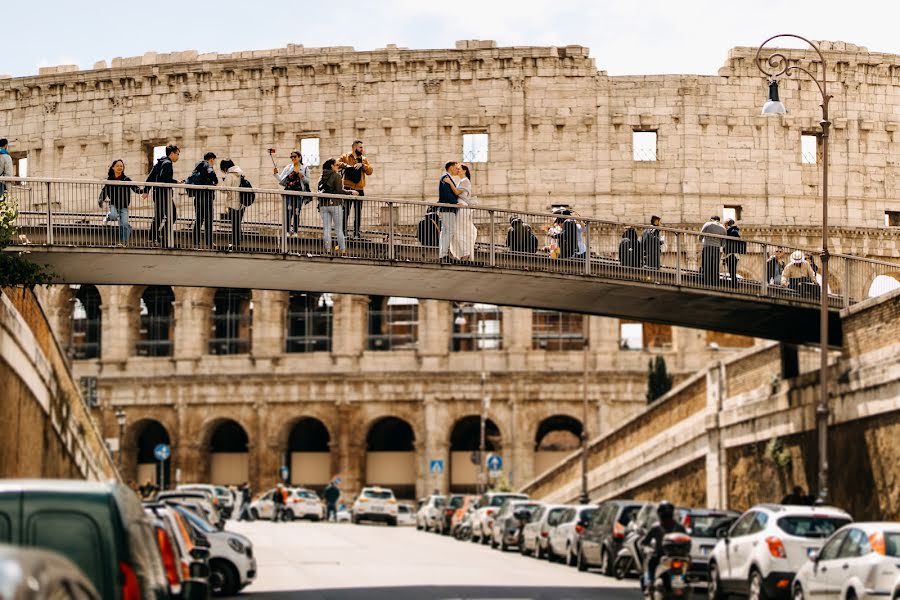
[173,287,211,361]
[502,307,531,370]
[332,294,367,365]
[99,286,136,366]
[508,399,531,488]
[250,290,287,359]
[418,300,450,370]
[672,326,707,371]
[421,396,449,494]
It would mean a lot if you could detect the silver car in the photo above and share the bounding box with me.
[520,504,570,558]
[0,544,100,600]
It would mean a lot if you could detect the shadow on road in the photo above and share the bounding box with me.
[236,585,641,600]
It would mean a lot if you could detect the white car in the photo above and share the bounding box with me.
[470,492,529,544]
[416,494,446,531]
[250,487,324,521]
[177,484,235,518]
[708,504,852,600]
[352,487,399,526]
[793,522,900,600]
[520,504,570,558]
[397,504,416,526]
[172,504,256,597]
[548,505,599,565]
[336,505,351,523]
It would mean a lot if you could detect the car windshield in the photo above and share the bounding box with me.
[398,506,410,513]
[295,490,318,499]
[448,496,465,508]
[364,490,393,500]
[619,505,642,525]
[173,505,216,534]
[883,532,900,557]
[580,508,597,521]
[777,516,851,538]
[490,495,526,507]
[689,514,738,538]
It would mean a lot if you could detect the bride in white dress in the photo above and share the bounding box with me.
[450,164,478,260]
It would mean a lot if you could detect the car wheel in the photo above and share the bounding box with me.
[491,534,499,549]
[537,544,545,560]
[709,563,725,600]
[547,544,556,562]
[749,570,769,600]
[387,517,397,527]
[845,590,857,600]
[283,511,295,522]
[577,545,588,572]
[567,544,576,567]
[209,560,238,597]
[250,508,259,520]
[793,584,805,600]
[600,548,613,576]
[614,555,631,580]
[416,521,423,531]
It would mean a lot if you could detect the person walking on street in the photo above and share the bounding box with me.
[337,140,373,239]
[437,162,462,261]
[317,158,357,253]
[188,152,218,248]
[323,481,341,522]
[272,484,286,522]
[274,150,311,237]
[238,483,253,521]
[145,145,182,248]
[641,215,663,270]
[724,218,743,287]
[218,159,245,251]
[99,159,143,246]
[0,139,13,197]
[699,215,726,286]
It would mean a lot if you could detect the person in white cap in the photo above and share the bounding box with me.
[781,250,818,290]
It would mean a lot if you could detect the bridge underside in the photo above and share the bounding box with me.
[13,247,842,347]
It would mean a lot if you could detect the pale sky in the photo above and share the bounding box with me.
[5,0,900,78]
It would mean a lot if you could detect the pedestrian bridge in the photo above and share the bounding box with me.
[4,178,899,347]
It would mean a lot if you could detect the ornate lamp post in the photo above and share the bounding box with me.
[114,408,127,471]
[579,316,590,504]
[756,34,832,501]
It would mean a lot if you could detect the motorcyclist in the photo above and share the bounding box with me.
[641,501,687,592]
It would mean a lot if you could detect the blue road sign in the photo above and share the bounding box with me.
[429,459,444,474]
[279,466,289,481]
[153,443,171,461]
[333,477,342,485]
[486,454,502,471]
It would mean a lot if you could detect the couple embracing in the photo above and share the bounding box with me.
[437,161,478,261]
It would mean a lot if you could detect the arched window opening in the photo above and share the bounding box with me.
[449,416,501,493]
[208,419,249,485]
[70,284,102,359]
[209,289,252,355]
[452,303,502,351]
[286,292,333,353]
[287,418,332,490]
[134,420,171,488]
[367,296,418,351]
[534,415,583,476]
[365,417,416,499]
[136,286,175,357]
[532,310,584,351]
[868,274,900,298]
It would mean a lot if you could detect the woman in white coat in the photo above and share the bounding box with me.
[450,164,478,260]
[219,159,244,250]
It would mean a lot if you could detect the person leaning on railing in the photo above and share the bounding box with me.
[317,158,358,254]
[781,250,819,291]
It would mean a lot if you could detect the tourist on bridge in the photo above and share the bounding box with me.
[767,248,786,286]
[724,218,744,288]
[317,158,357,253]
[337,140,373,240]
[145,145,182,249]
[699,215,726,286]
[0,138,13,196]
[506,216,538,254]
[187,152,218,248]
[450,164,478,261]
[618,226,642,268]
[219,159,245,251]
[273,150,311,237]
[641,215,663,270]
[781,250,819,294]
[99,159,143,246]
[417,206,440,247]
[438,161,462,261]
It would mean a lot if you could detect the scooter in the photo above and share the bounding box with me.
[455,510,474,541]
[614,527,645,579]
[643,533,693,600]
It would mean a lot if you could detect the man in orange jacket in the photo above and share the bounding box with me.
[337,140,373,240]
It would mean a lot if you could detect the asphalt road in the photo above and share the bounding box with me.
[227,520,644,600]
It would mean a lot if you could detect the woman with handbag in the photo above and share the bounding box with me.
[99,159,143,246]
[273,150,311,237]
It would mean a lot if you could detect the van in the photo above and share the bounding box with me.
[0,480,169,600]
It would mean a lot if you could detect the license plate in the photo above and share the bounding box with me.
[701,546,713,556]
[371,505,383,512]
[671,574,685,589]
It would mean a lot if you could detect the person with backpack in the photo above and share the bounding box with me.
[273,150,311,237]
[618,227,642,267]
[187,152,218,248]
[218,159,246,251]
[723,218,743,287]
[506,216,538,254]
[99,159,143,246]
[317,158,358,254]
[417,206,440,247]
[144,145,181,248]
[641,215,663,270]
[337,140,373,240]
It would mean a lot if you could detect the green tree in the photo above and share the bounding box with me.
[0,193,53,288]
[646,355,673,403]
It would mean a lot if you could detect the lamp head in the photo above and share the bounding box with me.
[115,408,126,427]
[761,79,787,115]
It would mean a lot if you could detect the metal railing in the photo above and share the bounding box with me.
[3,177,899,310]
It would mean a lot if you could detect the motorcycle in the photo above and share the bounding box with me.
[614,526,645,579]
[643,532,693,600]
[455,510,474,541]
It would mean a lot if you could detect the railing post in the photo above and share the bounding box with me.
[45,181,53,245]
[761,243,769,297]
[583,222,591,275]
[280,194,288,254]
[489,210,496,267]
[842,258,851,308]
[675,232,681,286]
[388,201,395,261]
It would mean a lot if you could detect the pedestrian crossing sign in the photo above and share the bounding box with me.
[429,459,444,474]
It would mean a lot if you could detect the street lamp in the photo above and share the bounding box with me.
[114,408,127,471]
[579,316,590,504]
[756,34,832,502]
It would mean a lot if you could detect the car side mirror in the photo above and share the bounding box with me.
[808,550,819,563]
[189,547,210,560]
[716,528,728,540]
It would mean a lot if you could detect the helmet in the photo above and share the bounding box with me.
[791,250,804,263]
[657,501,675,520]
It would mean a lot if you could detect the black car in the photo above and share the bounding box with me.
[577,499,645,574]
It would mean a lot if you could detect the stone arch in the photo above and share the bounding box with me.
[201,417,250,485]
[448,415,503,493]
[284,417,333,490]
[867,272,900,299]
[126,419,171,489]
[135,285,176,357]
[69,284,102,359]
[533,414,582,477]
[363,416,417,499]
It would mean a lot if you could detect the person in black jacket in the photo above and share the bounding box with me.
[145,145,182,248]
[317,158,358,253]
[437,161,462,261]
[99,159,143,246]
[641,215,663,270]
[724,218,742,287]
[641,501,686,592]
[190,152,218,248]
[417,206,440,247]
[506,217,538,254]
[618,227,643,268]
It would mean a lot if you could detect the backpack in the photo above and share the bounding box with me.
[185,166,205,198]
[239,176,256,207]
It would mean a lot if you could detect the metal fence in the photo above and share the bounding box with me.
[3,177,899,309]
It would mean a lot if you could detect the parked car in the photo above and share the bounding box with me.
[251,487,324,521]
[677,507,740,582]
[336,503,351,523]
[708,504,852,600]
[521,504,570,558]
[416,494,446,531]
[397,503,416,526]
[576,499,645,574]
[144,502,211,600]
[489,500,544,551]
[471,492,529,544]
[549,505,598,566]
[0,479,170,600]
[177,484,235,519]
[437,494,467,535]
[157,490,223,530]
[792,522,900,600]
[892,572,900,600]
[0,544,100,600]
[144,507,208,600]
[352,487,399,526]
[171,504,257,597]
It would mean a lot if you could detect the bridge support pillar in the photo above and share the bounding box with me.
[705,362,728,509]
